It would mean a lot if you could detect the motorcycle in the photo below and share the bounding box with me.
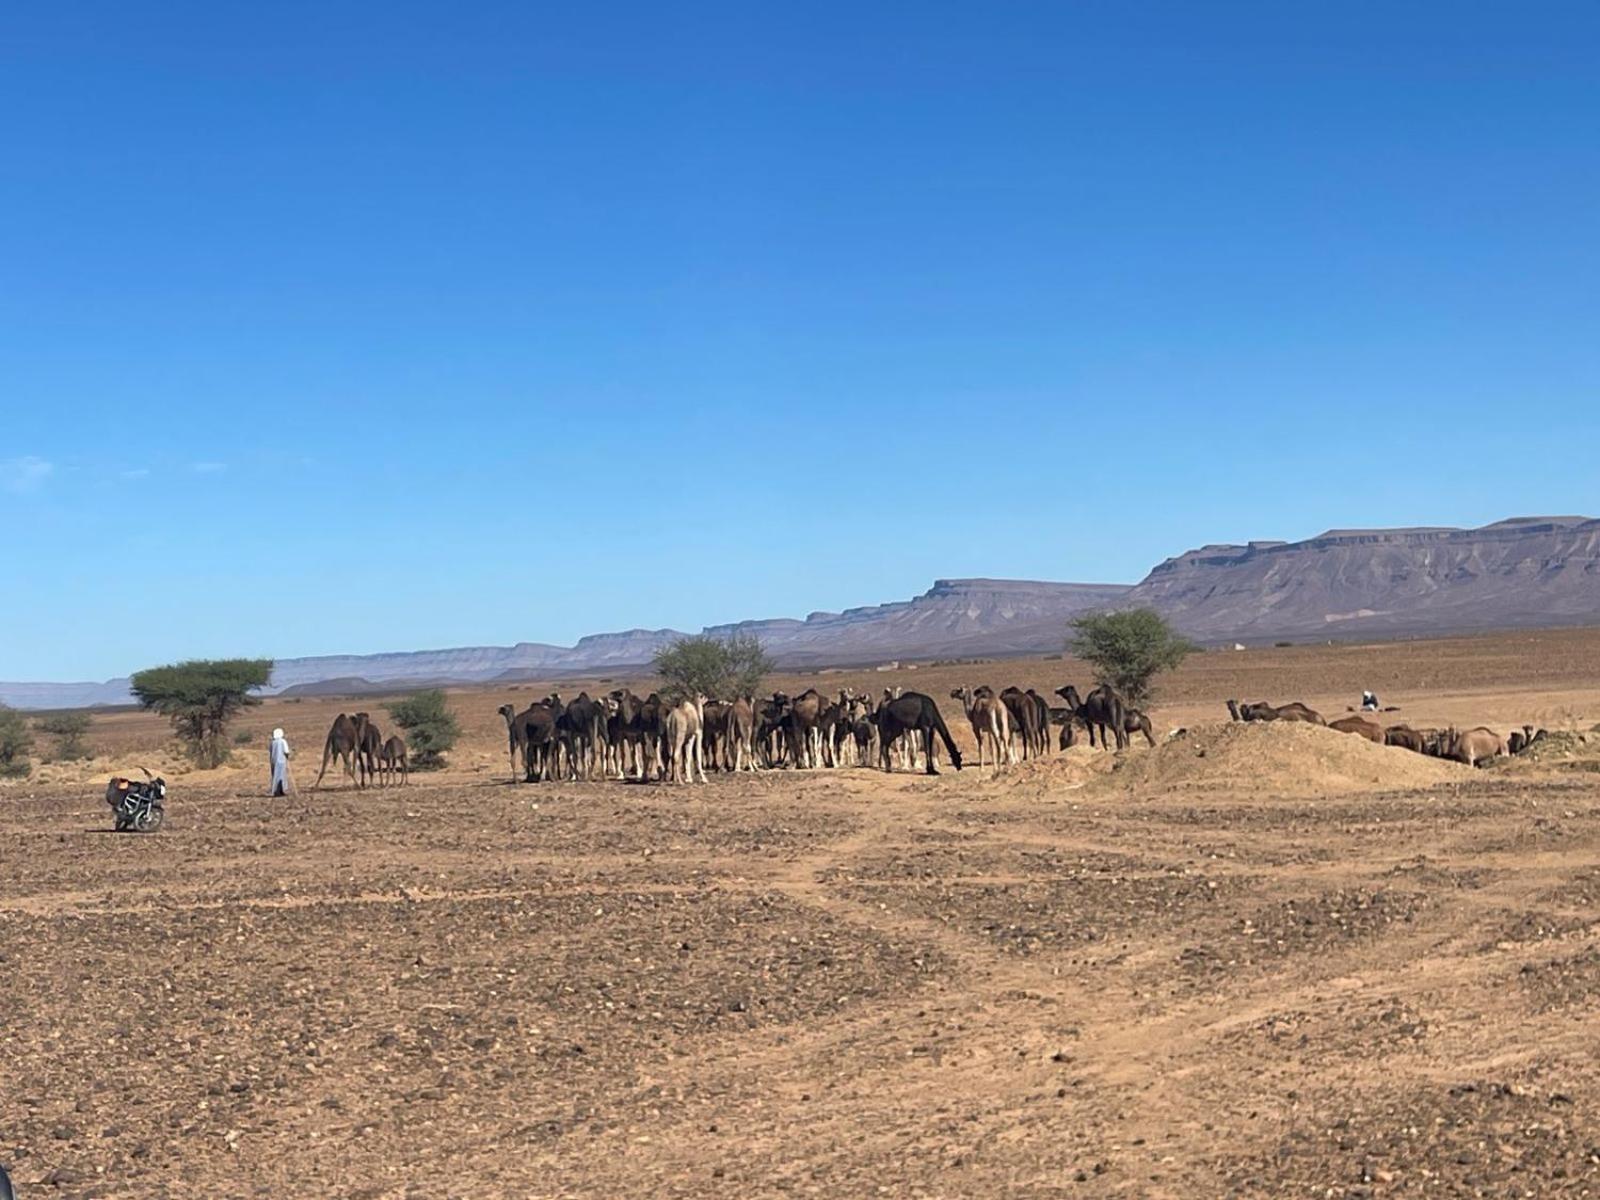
[106,767,167,833]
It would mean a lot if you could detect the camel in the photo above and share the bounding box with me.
[604,689,663,780]
[314,712,365,789]
[1025,689,1053,755]
[1384,725,1449,756]
[663,698,706,784]
[562,693,605,780]
[506,699,561,782]
[877,692,962,775]
[1227,699,1326,725]
[1056,685,1129,750]
[1000,687,1044,759]
[1328,714,1384,743]
[727,695,757,771]
[1442,726,1507,767]
[1122,707,1157,747]
[379,735,409,786]
[786,689,827,768]
[497,703,526,780]
[951,686,1012,772]
[356,715,383,787]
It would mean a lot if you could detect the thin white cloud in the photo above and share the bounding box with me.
[191,461,228,474]
[120,467,151,481]
[1,455,53,494]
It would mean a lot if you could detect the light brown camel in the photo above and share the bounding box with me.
[951,686,1012,772]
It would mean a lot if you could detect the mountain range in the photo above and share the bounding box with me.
[5,515,1596,709]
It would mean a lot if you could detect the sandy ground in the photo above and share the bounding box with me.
[5,629,1600,1197]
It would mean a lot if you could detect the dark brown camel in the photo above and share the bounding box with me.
[356,715,383,787]
[379,735,408,786]
[1000,687,1044,758]
[1056,685,1129,750]
[314,712,364,789]
[876,692,962,775]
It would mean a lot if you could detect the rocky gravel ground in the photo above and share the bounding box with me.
[5,746,1600,1197]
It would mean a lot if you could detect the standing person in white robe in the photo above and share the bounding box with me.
[269,727,294,796]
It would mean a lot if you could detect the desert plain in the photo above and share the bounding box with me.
[5,628,1600,1197]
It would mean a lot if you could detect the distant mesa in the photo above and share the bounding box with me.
[4,516,1596,709]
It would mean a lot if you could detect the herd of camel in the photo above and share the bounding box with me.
[306,685,1546,790]
[485,682,1152,785]
[1224,698,1547,767]
[314,711,409,788]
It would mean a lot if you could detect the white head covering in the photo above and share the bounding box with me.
[272,728,285,740]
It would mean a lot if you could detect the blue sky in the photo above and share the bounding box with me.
[4,2,1598,680]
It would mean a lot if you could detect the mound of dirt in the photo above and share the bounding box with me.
[1089,720,1470,797]
[972,745,1117,798]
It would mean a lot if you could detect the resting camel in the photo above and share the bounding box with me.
[877,692,962,775]
[1442,726,1507,767]
[314,712,365,789]
[379,735,409,786]
[1056,685,1129,750]
[1328,714,1384,743]
[951,686,1012,772]
[1227,699,1326,725]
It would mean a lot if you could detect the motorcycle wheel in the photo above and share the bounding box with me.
[134,805,164,833]
[114,815,132,832]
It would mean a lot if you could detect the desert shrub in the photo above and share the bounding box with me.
[232,728,255,745]
[653,633,772,702]
[1067,609,1197,706]
[387,690,459,769]
[0,704,34,778]
[129,658,273,768]
[35,710,92,761]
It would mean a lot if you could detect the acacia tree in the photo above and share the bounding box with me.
[653,633,772,703]
[1067,609,1197,706]
[129,658,273,768]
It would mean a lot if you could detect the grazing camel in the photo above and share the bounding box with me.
[1056,685,1129,750]
[1328,714,1385,743]
[663,698,706,784]
[877,692,962,775]
[951,686,1012,772]
[314,712,363,789]
[379,735,409,786]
